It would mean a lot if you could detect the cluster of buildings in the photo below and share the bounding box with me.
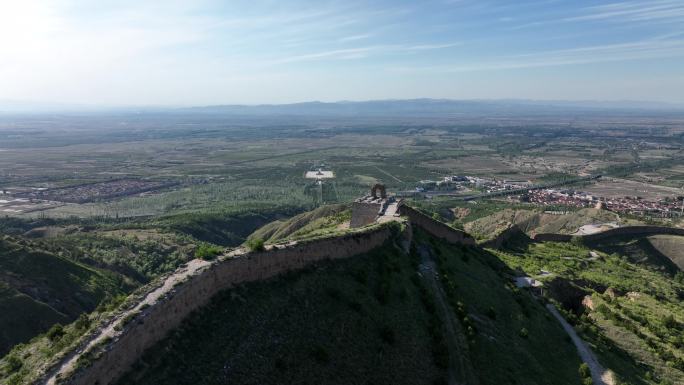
[521,189,683,217]
[16,179,177,203]
[415,175,529,193]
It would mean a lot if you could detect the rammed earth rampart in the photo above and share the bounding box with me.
[43,205,682,385]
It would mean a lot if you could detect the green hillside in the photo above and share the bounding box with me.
[117,231,583,385]
[159,206,304,246]
[0,237,129,355]
[589,235,681,276]
[646,235,684,270]
[492,236,684,384]
[247,204,350,243]
[465,207,625,239]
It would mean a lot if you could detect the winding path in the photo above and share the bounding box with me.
[418,244,478,385]
[546,304,615,385]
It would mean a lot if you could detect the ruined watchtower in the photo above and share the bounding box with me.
[350,184,397,228]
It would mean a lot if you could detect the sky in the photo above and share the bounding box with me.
[0,0,683,106]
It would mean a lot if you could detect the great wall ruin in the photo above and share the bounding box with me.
[533,225,684,243]
[45,223,406,385]
[37,192,684,385]
[41,197,480,385]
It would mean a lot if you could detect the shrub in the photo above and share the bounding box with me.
[246,238,265,252]
[75,313,91,330]
[662,314,678,330]
[578,362,591,378]
[595,304,610,316]
[195,244,223,260]
[450,221,464,230]
[5,354,22,373]
[47,323,65,341]
[518,327,529,338]
[675,271,684,284]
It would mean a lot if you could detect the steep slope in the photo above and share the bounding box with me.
[492,238,684,384]
[646,234,684,270]
[418,231,583,385]
[0,237,128,355]
[247,204,350,243]
[465,208,624,239]
[160,207,304,246]
[117,232,583,385]
[588,235,681,276]
[118,243,444,385]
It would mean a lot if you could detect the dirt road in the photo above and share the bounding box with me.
[546,304,615,385]
[418,244,478,385]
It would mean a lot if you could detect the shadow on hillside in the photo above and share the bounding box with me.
[588,235,680,277]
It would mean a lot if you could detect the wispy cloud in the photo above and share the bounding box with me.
[1,0,683,105]
[272,42,461,64]
[405,43,462,50]
[565,1,684,22]
[338,34,372,43]
[512,0,684,29]
[273,47,378,63]
[391,37,684,73]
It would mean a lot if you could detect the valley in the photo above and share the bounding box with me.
[1,103,684,385]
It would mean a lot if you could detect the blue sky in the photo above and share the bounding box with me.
[1,0,683,106]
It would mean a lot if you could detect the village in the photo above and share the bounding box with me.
[411,174,684,218]
[520,188,683,217]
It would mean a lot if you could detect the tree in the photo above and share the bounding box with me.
[195,244,223,260]
[47,323,65,341]
[246,238,265,252]
[578,362,590,378]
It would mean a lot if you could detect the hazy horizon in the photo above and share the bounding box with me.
[2,0,683,106]
[2,97,684,114]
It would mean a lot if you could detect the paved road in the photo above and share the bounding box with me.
[546,304,615,385]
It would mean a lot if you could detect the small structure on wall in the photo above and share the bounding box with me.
[350,184,399,228]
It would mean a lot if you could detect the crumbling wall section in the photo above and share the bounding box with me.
[350,201,382,228]
[533,226,684,243]
[59,224,398,385]
[398,204,476,245]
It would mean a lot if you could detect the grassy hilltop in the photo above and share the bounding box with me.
[116,229,583,385]
[2,203,684,385]
[0,237,129,356]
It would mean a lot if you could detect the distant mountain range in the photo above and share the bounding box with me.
[179,99,684,117]
[1,98,683,115]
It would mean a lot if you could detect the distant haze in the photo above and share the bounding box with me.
[1,0,683,107]
[2,99,683,116]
